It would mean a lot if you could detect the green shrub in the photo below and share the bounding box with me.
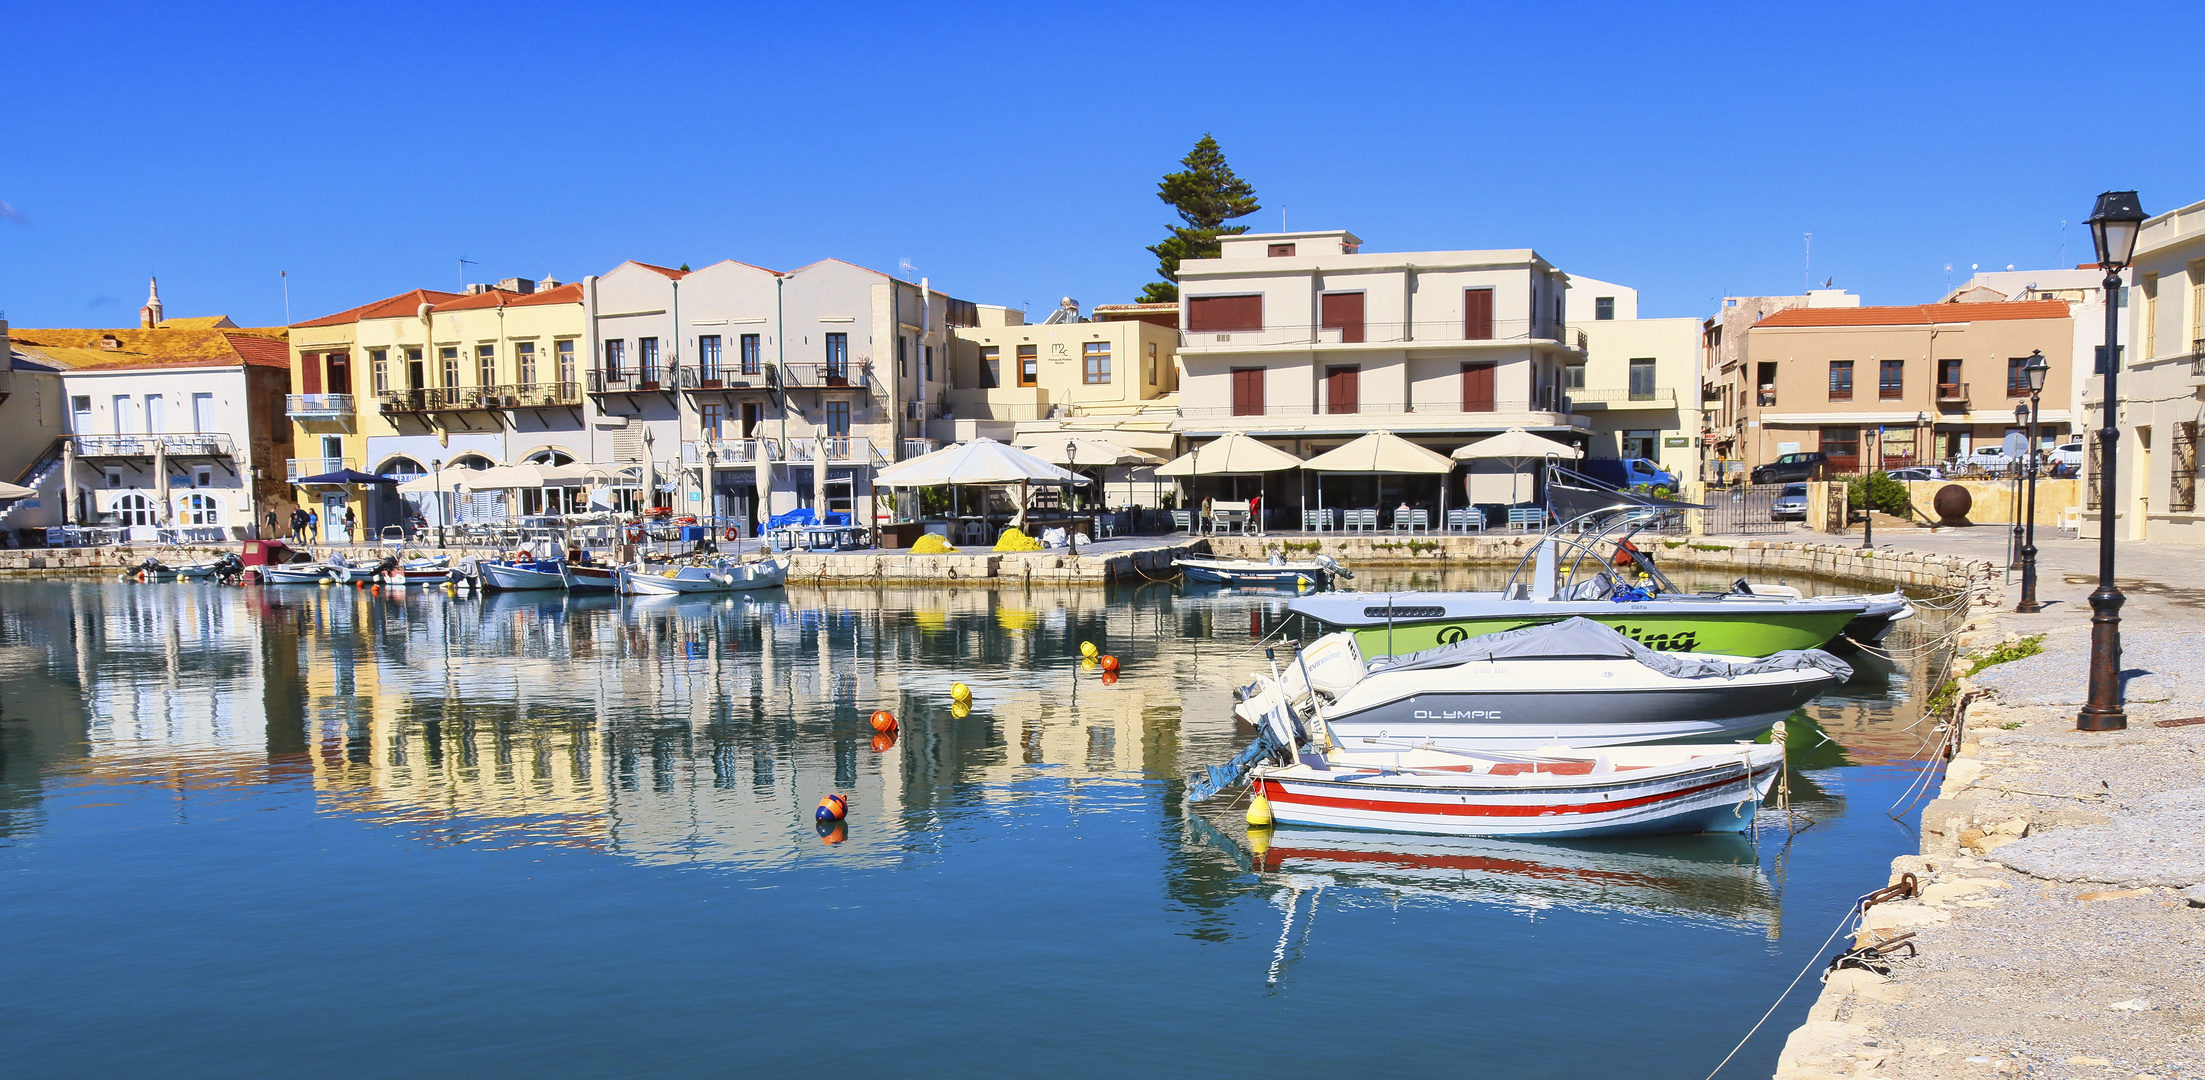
[1845,471,1913,517]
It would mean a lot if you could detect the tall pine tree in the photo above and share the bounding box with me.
[1138,135,1261,304]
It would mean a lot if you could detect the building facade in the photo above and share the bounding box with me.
[1700,290,1857,481]
[945,299,1181,456]
[1564,276,1700,483]
[2081,196,2205,544]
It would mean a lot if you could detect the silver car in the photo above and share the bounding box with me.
[1771,483,1809,521]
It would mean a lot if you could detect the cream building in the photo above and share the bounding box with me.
[1564,276,1701,482]
[2081,196,2205,544]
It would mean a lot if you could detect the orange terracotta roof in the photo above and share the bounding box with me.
[8,325,290,371]
[1755,299,2071,328]
[294,288,463,328]
[429,281,586,312]
[221,332,293,369]
[506,281,583,307]
[627,260,690,280]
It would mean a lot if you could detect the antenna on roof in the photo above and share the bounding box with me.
[459,257,479,292]
[281,270,290,326]
[1803,233,1811,293]
[898,258,918,283]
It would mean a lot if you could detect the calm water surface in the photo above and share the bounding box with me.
[0,569,1948,1077]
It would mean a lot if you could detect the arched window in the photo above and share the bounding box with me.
[115,493,154,526]
[525,449,576,466]
[178,493,221,525]
[378,456,427,479]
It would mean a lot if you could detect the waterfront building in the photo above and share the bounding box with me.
[1169,229,1588,511]
[288,286,461,540]
[1563,276,1701,485]
[1729,300,2077,474]
[2081,196,2205,543]
[0,316,72,544]
[3,282,295,540]
[1940,265,2133,466]
[1699,290,1858,482]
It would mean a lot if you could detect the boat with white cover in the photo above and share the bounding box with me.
[1176,553,1350,590]
[620,556,788,596]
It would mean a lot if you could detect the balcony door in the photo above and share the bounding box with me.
[326,353,351,395]
[1324,365,1360,414]
[112,395,135,435]
[1320,292,1365,344]
[193,393,215,433]
[1460,363,1495,412]
[145,394,165,434]
[1230,367,1266,416]
[1463,288,1495,340]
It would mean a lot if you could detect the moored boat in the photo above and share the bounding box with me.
[480,555,566,591]
[620,556,788,596]
[1290,588,1870,658]
[562,561,619,592]
[1176,553,1349,590]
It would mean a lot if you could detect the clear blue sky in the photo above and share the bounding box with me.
[5,1,2202,329]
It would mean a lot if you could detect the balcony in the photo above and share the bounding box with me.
[1756,387,1777,407]
[1567,387,1678,410]
[775,360,878,392]
[1937,381,1970,405]
[683,366,773,393]
[287,457,352,482]
[286,393,357,433]
[509,382,583,408]
[1179,318,1584,353]
[701,438,779,465]
[588,367,673,395]
[784,436,883,465]
[71,433,237,459]
[901,438,940,460]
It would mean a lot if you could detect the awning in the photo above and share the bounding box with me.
[1301,431,1453,474]
[1155,432,1302,477]
[873,437,1086,487]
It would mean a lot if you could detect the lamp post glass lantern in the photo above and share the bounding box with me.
[2079,192,2146,730]
[1065,440,1078,557]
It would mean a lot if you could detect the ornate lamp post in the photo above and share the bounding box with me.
[431,457,445,549]
[2016,351,2050,612]
[1065,440,1079,558]
[2079,191,2146,731]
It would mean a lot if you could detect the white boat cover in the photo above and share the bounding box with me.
[1366,616,1853,682]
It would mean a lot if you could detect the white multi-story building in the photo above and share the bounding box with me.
[1564,276,1701,482]
[2082,197,2205,544]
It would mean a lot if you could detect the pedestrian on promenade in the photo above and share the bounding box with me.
[306,510,319,543]
[289,507,307,538]
[263,509,277,539]
[342,506,356,540]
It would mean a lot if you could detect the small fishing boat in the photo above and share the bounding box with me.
[260,559,336,584]
[621,556,788,596]
[562,561,619,592]
[173,555,239,581]
[1236,617,1847,752]
[479,553,566,591]
[387,555,462,587]
[1176,553,1349,590]
[1734,583,1915,645]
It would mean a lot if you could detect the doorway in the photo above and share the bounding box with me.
[2132,426,2152,540]
[323,491,351,544]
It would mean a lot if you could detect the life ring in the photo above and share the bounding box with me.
[723,526,740,541]
[624,526,643,544]
[514,548,533,562]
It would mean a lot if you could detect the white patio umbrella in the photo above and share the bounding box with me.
[1156,431,1300,530]
[1301,431,1454,528]
[1452,427,1582,505]
[1023,438,1164,518]
[0,481,36,500]
[875,437,1086,531]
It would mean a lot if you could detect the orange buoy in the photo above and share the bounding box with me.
[1099,655,1120,673]
[868,710,897,733]
[1101,671,1119,686]
[870,732,896,753]
[817,819,847,845]
[815,793,848,822]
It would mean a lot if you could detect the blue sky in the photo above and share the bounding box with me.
[5,1,2203,329]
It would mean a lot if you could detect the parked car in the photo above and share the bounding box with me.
[1887,466,1944,482]
[1771,483,1809,521]
[1960,446,2018,473]
[1751,452,1828,485]
[1581,457,1679,490]
[2047,442,2084,475]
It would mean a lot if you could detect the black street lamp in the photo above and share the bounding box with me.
[2079,191,2146,731]
[2016,351,2050,613]
[1065,440,1079,558]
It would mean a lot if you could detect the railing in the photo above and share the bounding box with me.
[1179,318,1582,350]
[71,433,237,457]
[1179,400,1564,420]
[703,439,779,464]
[785,436,873,464]
[510,382,582,407]
[1756,387,1777,406]
[901,438,940,459]
[286,393,354,417]
[287,457,352,481]
[1567,387,1677,408]
[589,367,673,393]
[2193,338,2205,376]
[775,360,878,391]
[685,368,771,391]
[1937,381,1970,404]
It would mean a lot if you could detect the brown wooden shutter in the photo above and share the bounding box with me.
[1325,366,1360,414]
[1461,363,1495,412]
[300,352,322,394]
[1464,288,1494,340]
[1189,295,1264,332]
[1320,292,1365,343]
[1231,367,1266,416]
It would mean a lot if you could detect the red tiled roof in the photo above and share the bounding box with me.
[294,288,463,328]
[628,260,690,280]
[221,332,293,369]
[9,325,290,371]
[428,281,585,312]
[1755,300,2071,328]
[507,281,583,307]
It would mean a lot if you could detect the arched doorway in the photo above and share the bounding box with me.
[115,492,155,526]
[372,456,428,536]
[520,448,578,516]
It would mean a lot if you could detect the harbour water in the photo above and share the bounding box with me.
[0,571,1949,1077]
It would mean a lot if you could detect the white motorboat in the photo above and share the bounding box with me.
[1176,553,1350,590]
[562,561,620,592]
[260,560,336,584]
[479,556,566,591]
[621,556,788,596]
[1235,617,1848,753]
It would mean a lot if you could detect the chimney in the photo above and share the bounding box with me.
[495,277,537,295]
[139,276,164,329]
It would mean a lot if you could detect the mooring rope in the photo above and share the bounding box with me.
[1700,902,1862,1079]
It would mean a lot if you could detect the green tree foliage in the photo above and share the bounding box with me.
[1138,135,1261,304]
[1846,471,1914,517]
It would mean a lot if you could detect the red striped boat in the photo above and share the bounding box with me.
[1251,742,1784,839]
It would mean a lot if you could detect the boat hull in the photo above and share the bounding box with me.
[1340,608,1855,658]
[621,561,787,595]
[1254,750,1782,839]
[562,565,618,592]
[260,565,330,584]
[1177,558,1330,589]
[480,561,566,591]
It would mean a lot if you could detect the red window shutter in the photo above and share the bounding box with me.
[300,353,322,394]
[1232,367,1266,416]
[1326,366,1360,414]
[1320,292,1365,344]
[1461,363,1495,412]
[1189,295,1264,332]
[1464,288,1494,340]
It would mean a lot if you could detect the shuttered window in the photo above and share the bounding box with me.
[1321,292,1365,343]
[300,353,322,394]
[1461,363,1495,412]
[1464,288,1495,340]
[1325,366,1360,414]
[1231,367,1266,416]
[1188,295,1264,333]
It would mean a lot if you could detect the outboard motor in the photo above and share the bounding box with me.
[214,553,245,585]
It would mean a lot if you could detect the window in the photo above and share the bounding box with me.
[1231,367,1266,416]
[740,334,761,376]
[924,344,934,383]
[2006,356,2031,397]
[1819,426,1860,470]
[698,335,721,381]
[477,344,496,387]
[1018,345,1038,388]
[1324,365,1359,414]
[516,342,537,386]
[1320,292,1365,343]
[2143,273,2158,357]
[115,492,154,526]
[191,393,214,433]
[1461,363,1495,412]
[1083,342,1111,384]
[1828,360,1853,401]
[2174,421,2198,513]
[825,400,850,437]
[980,346,1000,389]
[326,353,351,395]
[371,349,389,394]
[638,337,660,382]
[1187,295,1264,333]
[1146,342,1158,386]
[555,340,575,387]
[1563,362,1586,390]
[700,403,722,442]
[1595,297,1616,321]
[105,468,123,488]
[1622,431,1658,459]
[1267,243,1296,257]
[406,348,425,390]
[1879,359,1904,399]
[1628,358,1657,401]
[2094,345,2124,374]
[193,467,213,488]
[896,335,907,378]
[70,396,91,432]
[604,340,626,381]
[179,493,220,526]
[1463,288,1494,340]
[440,347,460,389]
[1937,358,1963,398]
[825,333,849,381]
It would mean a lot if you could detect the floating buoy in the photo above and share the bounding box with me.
[1099,655,1119,673]
[950,681,972,702]
[1079,640,1098,659]
[1080,657,1098,673]
[1246,825,1272,856]
[1100,671,1119,686]
[868,709,897,733]
[1245,793,1274,827]
[1295,575,1312,591]
[870,732,897,753]
[817,819,847,845]
[949,701,972,720]
[815,793,848,822]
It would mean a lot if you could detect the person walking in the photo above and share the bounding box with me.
[289,506,307,539]
[263,509,277,540]
[341,506,356,542]
[306,509,320,543]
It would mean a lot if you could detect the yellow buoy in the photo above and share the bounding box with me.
[1079,641,1099,659]
[950,681,972,702]
[950,701,972,720]
[1246,826,1272,855]
[1245,793,1274,827]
